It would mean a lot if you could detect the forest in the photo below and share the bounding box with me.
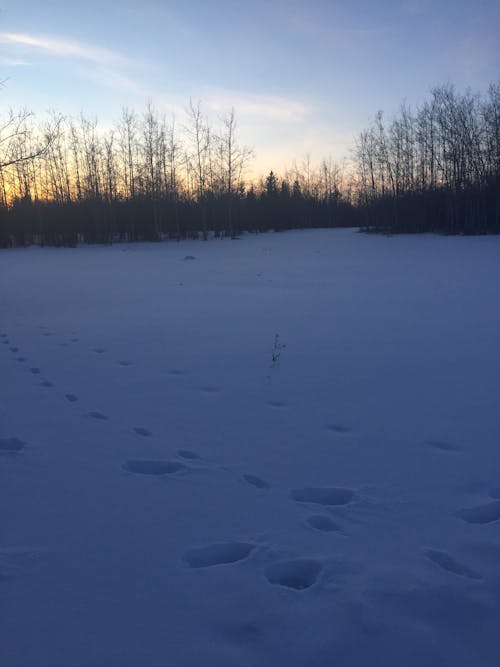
[0,82,499,247]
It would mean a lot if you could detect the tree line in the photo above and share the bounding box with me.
[0,101,356,246]
[0,82,498,247]
[354,83,500,234]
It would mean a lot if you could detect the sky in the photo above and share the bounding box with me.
[1,0,499,176]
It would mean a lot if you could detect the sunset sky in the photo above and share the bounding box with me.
[1,0,499,175]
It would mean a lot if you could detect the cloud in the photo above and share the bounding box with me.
[0,56,31,67]
[0,32,144,95]
[0,32,127,68]
[77,66,144,96]
[204,89,311,124]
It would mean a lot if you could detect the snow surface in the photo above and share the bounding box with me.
[1,228,500,666]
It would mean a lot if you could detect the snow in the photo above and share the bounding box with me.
[1,228,500,666]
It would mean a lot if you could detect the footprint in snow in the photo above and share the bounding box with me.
[423,548,482,580]
[265,558,322,590]
[117,360,132,367]
[122,459,186,475]
[426,439,461,452]
[9,346,19,353]
[91,347,106,354]
[70,338,79,343]
[2,339,9,344]
[0,437,26,452]
[201,386,219,394]
[86,411,108,420]
[65,394,78,403]
[40,380,54,388]
[266,400,287,409]
[325,423,352,435]
[177,449,201,460]
[168,369,183,376]
[133,426,152,437]
[182,255,196,261]
[183,542,254,568]
[455,501,500,524]
[306,515,342,533]
[16,357,25,363]
[242,474,270,490]
[291,487,355,506]
[41,332,53,337]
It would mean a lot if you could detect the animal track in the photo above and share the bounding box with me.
[86,411,108,420]
[265,558,322,590]
[117,360,132,367]
[266,400,287,409]
[30,368,41,374]
[306,515,342,532]
[122,459,186,475]
[0,437,26,452]
[133,427,152,437]
[65,394,78,403]
[291,487,355,506]
[16,357,25,362]
[326,424,352,435]
[183,542,254,568]
[456,501,500,524]
[91,347,106,354]
[426,440,461,452]
[168,370,183,376]
[423,549,482,580]
[177,449,201,460]
[242,474,270,489]
[9,346,19,353]
[40,380,54,388]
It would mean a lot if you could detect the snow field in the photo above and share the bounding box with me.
[1,229,500,666]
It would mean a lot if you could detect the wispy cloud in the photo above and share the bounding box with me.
[205,89,311,124]
[0,56,31,67]
[0,32,127,68]
[0,32,143,95]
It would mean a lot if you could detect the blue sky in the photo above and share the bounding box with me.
[1,0,499,175]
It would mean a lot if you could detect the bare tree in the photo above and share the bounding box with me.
[185,100,210,238]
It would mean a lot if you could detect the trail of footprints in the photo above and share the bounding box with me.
[178,478,497,589]
[173,482,360,590]
[174,436,496,588]
[2,327,497,589]
[7,325,310,440]
[2,328,144,433]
